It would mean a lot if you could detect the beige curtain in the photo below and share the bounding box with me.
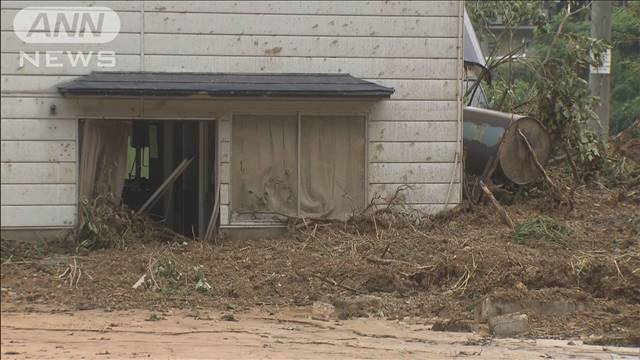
[79,120,131,204]
[300,115,365,219]
[231,114,298,219]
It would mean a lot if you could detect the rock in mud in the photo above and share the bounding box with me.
[312,301,335,320]
[488,313,529,337]
[333,295,382,319]
[431,319,475,333]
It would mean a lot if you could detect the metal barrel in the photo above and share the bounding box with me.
[463,107,551,185]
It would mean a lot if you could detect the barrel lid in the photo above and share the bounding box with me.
[498,117,551,185]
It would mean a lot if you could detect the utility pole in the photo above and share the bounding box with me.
[589,0,612,138]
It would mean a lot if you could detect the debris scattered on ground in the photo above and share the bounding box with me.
[1,180,639,344]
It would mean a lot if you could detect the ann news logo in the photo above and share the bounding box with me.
[13,7,120,67]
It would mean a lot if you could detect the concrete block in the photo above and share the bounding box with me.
[488,313,529,337]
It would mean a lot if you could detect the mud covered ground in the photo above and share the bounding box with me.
[1,184,639,346]
[2,308,639,359]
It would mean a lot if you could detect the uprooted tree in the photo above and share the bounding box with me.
[467,1,638,194]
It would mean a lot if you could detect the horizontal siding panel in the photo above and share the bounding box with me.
[143,1,458,16]
[1,75,77,94]
[144,34,457,59]
[1,9,141,32]
[144,56,458,80]
[1,205,76,227]
[1,96,142,118]
[1,140,76,162]
[369,142,457,162]
[145,13,457,37]
[1,53,140,75]
[410,204,458,214]
[369,121,459,142]
[1,184,76,205]
[369,101,458,121]
[377,79,457,100]
[1,32,140,54]
[1,1,141,11]
[369,183,460,204]
[369,163,460,183]
[1,119,76,140]
[1,162,76,184]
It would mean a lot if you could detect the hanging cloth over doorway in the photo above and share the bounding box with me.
[78,119,132,204]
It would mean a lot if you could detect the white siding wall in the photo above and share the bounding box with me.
[0,1,463,229]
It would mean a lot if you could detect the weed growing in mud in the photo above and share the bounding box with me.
[512,216,570,245]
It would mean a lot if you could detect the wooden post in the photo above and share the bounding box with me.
[589,0,612,138]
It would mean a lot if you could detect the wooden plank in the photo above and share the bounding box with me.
[137,157,194,214]
[0,205,76,227]
[368,121,458,142]
[218,141,231,163]
[219,163,230,184]
[1,1,141,11]
[0,162,75,184]
[220,183,230,204]
[369,142,457,162]
[144,56,457,80]
[369,163,460,183]
[219,121,231,142]
[1,9,141,32]
[219,204,230,225]
[142,1,459,16]
[1,53,140,75]
[1,96,142,118]
[373,79,457,100]
[1,119,76,140]
[144,34,457,59]
[1,184,76,205]
[1,32,140,54]
[1,75,79,94]
[369,100,458,121]
[1,140,76,162]
[369,183,460,204]
[144,12,458,37]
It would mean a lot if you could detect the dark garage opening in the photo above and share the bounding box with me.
[78,119,216,238]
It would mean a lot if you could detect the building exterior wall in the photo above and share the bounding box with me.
[0,1,463,230]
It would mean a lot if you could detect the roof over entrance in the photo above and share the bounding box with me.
[57,72,395,98]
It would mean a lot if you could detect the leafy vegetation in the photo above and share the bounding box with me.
[512,216,571,245]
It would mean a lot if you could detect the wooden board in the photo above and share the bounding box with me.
[369,142,458,162]
[1,119,76,140]
[143,12,458,37]
[368,121,458,141]
[369,183,460,204]
[1,163,75,184]
[0,205,76,227]
[1,140,76,162]
[144,56,458,80]
[144,34,457,59]
[0,184,76,205]
[369,163,460,184]
[142,1,459,16]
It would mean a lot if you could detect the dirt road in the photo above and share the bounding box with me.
[1,308,638,359]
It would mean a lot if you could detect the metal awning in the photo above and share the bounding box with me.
[58,72,395,98]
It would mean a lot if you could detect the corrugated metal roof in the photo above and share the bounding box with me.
[58,72,395,98]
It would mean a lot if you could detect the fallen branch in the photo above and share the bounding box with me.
[308,273,361,294]
[517,129,567,205]
[366,256,434,270]
[479,180,515,229]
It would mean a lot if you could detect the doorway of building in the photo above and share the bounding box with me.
[78,119,216,238]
